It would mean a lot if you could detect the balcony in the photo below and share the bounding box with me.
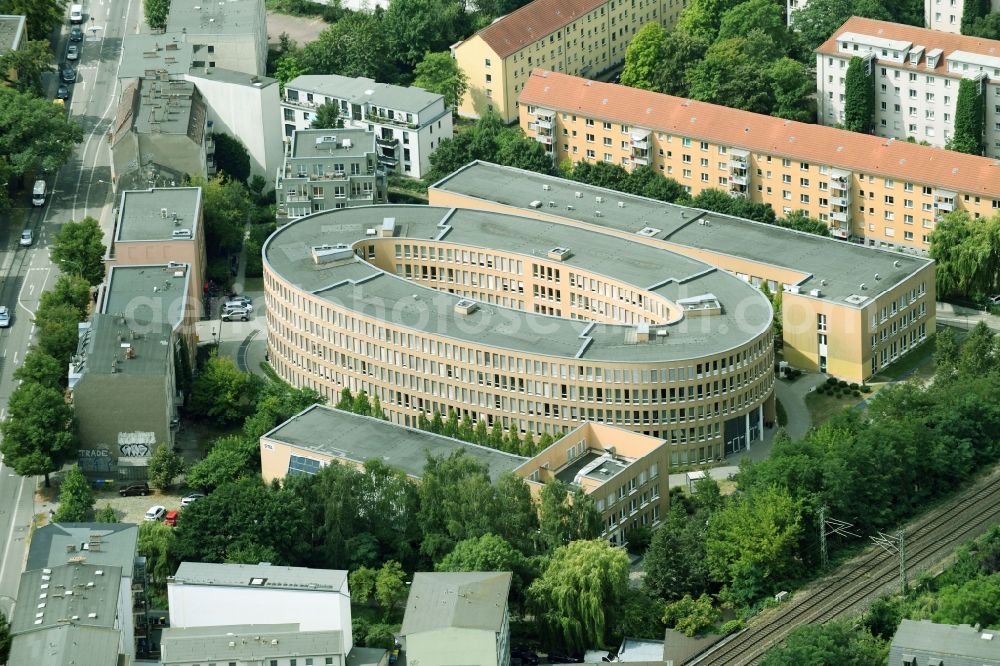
[375,136,399,148]
[535,117,552,129]
[728,158,748,170]
[204,135,215,156]
[366,112,419,130]
[284,194,310,203]
[632,154,648,165]
[535,108,555,120]
[349,192,374,201]
[377,153,399,167]
[728,189,749,199]
[728,173,748,186]
[535,134,552,145]
[829,226,849,239]
[829,196,848,207]
[283,166,348,181]
[934,196,955,212]
[831,210,849,223]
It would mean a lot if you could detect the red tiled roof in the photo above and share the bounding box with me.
[816,16,1000,77]
[518,70,1000,197]
[473,0,605,58]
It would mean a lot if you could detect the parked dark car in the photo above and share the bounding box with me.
[70,26,83,41]
[56,85,70,100]
[119,482,150,497]
[547,653,584,663]
[61,66,76,83]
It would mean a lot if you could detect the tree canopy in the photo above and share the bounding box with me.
[211,133,252,184]
[312,102,342,129]
[53,466,94,522]
[51,216,107,285]
[0,40,55,95]
[0,381,78,486]
[413,51,469,112]
[929,211,1000,299]
[760,621,888,665]
[0,0,64,40]
[188,354,263,424]
[144,0,170,30]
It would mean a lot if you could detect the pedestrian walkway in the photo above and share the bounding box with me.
[936,302,1000,331]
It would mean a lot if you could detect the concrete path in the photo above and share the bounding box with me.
[935,302,1000,331]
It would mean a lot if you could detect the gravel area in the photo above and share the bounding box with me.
[267,11,327,46]
[92,489,189,523]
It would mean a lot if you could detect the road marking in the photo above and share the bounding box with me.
[73,0,134,222]
[17,267,51,318]
[0,470,27,609]
[27,284,34,297]
[11,353,17,366]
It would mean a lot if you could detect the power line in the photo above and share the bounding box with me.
[871,530,907,594]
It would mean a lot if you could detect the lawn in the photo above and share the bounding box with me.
[870,333,938,383]
[804,389,865,427]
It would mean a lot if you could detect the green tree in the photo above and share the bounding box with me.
[930,211,1000,298]
[148,445,185,490]
[53,466,94,522]
[51,216,107,285]
[374,560,408,620]
[211,133,252,184]
[779,209,829,236]
[138,520,177,588]
[350,566,378,603]
[966,11,1000,39]
[336,388,353,410]
[653,31,711,98]
[189,175,251,255]
[706,485,803,607]
[94,504,119,523]
[717,0,791,54]
[242,383,322,441]
[0,381,77,487]
[474,418,489,445]
[144,0,170,30]
[933,326,961,383]
[621,23,671,92]
[384,0,469,68]
[35,302,82,362]
[759,621,888,665]
[494,129,555,174]
[352,390,373,416]
[947,78,985,155]
[185,435,259,491]
[14,350,65,389]
[768,58,815,123]
[0,87,83,205]
[662,593,721,637]
[174,476,310,565]
[538,479,602,551]
[686,32,781,114]
[674,0,743,41]
[844,56,875,134]
[0,40,55,94]
[312,101,342,129]
[961,0,991,33]
[528,540,630,652]
[644,505,711,601]
[188,354,262,424]
[273,50,309,88]
[42,274,91,316]
[0,610,9,665]
[413,51,468,112]
[301,13,395,82]
[614,589,667,640]
[437,533,534,607]
[0,0,65,41]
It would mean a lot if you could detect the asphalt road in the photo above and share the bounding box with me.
[0,0,143,617]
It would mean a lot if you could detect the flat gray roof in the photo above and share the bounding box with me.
[189,67,277,88]
[433,162,934,306]
[134,79,206,139]
[8,624,121,666]
[166,0,264,36]
[263,205,771,362]
[119,35,194,78]
[891,619,1000,662]
[102,264,190,330]
[291,128,376,160]
[27,523,139,573]
[554,450,630,485]
[401,572,512,635]
[347,647,389,666]
[74,314,172,378]
[0,15,25,55]
[12,563,122,634]
[171,562,348,592]
[162,624,344,663]
[117,187,201,241]
[287,74,443,115]
[264,405,528,482]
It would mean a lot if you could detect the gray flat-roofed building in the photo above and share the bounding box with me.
[164,0,267,76]
[0,14,25,56]
[889,619,1000,666]
[116,187,201,241]
[401,572,512,666]
[119,35,195,79]
[277,128,387,220]
[69,314,177,480]
[282,74,453,178]
[26,524,145,661]
[10,563,126,665]
[171,561,348,591]
[161,623,346,666]
[111,78,210,191]
[261,405,528,483]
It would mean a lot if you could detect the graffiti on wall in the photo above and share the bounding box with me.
[78,447,114,473]
[118,431,156,459]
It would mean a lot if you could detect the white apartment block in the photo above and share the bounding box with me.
[281,74,453,179]
[816,17,1000,158]
[925,0,1000,33]
[164,0,268,77]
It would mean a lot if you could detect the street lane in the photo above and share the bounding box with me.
[0,0,144,615]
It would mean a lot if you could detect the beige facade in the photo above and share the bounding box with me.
[452,0,688,122]
[263,205,776,469]
[429,161,936,383]
[518,70,1000,254]
[515,422,668,544]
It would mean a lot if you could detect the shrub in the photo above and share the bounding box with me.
[720,619,745,635]
[861,384,872,393]
[849,382,859,390]
[852,390,861,398]
[838,380,849,388]
[826,377,838,386]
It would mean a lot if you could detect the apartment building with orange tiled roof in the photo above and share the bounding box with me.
[518,69,1000,253]
[816,17,1000,157]
[450,0,688,122]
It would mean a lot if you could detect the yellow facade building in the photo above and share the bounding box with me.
[517,70,1000,254]
[263,204,776,467]
[429,161,936,383]
[451,0,688,122]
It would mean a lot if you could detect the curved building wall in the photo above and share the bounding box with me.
[263,205,776,467]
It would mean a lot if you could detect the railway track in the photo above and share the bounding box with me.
[687,467,1000,665]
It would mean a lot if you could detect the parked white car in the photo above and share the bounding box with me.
[144,505,166,521]
[0,306,10,328]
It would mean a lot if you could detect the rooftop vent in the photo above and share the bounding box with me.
[160,208,168,218]
[172,229,192,239]
[341,138,352,149]
[809,288,822,298]
[636,226,662,237]
[366,228,377,237]
[574,191,582,198]
[542,184,551,191]
[893,260,901,267]
[381,217,396,237]
[311,243,353,265]
[454,299,479,316]
[618,201,625,208]
[844,294,868,305]
[547,247,572,261]
[315,135,337,146]
[595,211,602,217]
[595,196,604,203]
[529,200,542,209]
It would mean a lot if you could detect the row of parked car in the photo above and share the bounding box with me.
[56,17,84,101]
[220,296,253,322]
[119,483,205,526]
